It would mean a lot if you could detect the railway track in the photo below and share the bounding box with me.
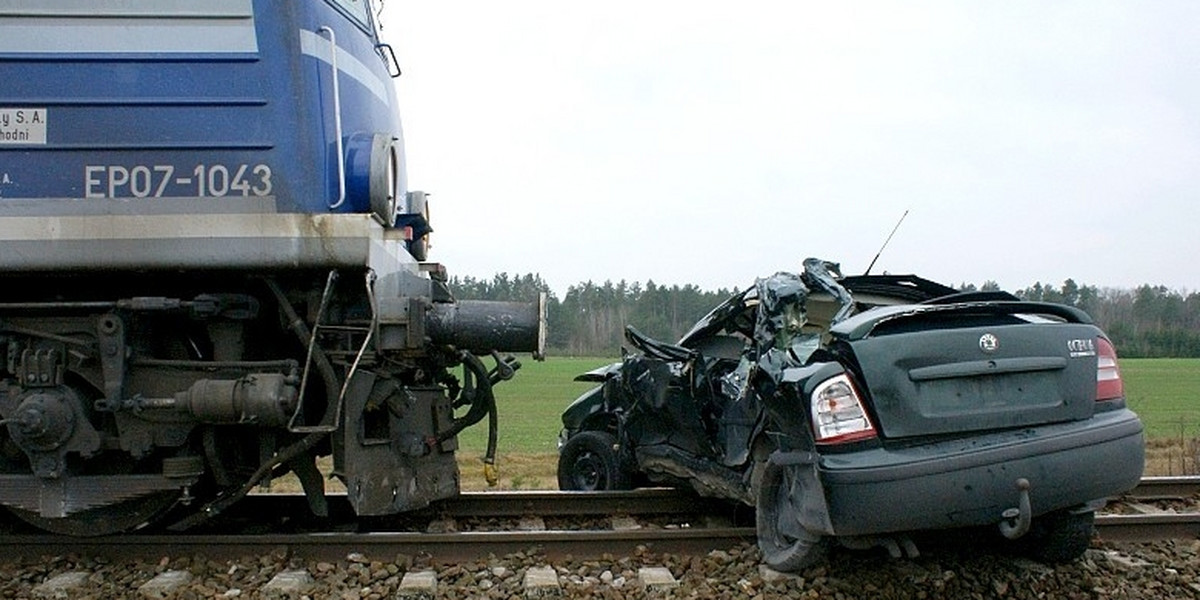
[0,488,756,562]
[0,478,1197,562]
[1096,475,1200,542]
[1124,475,1200,500]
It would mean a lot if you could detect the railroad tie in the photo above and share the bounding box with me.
[523,565,562,597]
[397,570,438,599]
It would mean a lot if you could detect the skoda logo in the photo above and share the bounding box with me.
[979,333,999,353]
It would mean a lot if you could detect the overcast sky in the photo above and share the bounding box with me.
[380,1,1199,298]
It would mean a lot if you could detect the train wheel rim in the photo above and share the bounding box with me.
[6,490,183,536]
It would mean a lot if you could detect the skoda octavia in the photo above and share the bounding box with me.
[557,259,1144,571]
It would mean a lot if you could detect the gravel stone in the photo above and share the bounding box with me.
[261,569,313,597]
[518,516,547,531]
[638,566,678,592]
[759,564,804,584]
[398,570,438,599]
[11,536,1200,598]
[425,518,457,533]
[139,569,193,599]
[33,571,89,598]
[610,516,641,531]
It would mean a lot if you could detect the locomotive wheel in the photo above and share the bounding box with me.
[7,490,182,536]
[0,448,197,536]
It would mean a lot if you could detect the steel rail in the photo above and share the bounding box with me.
[1,515,1195,563]
[230,488,740,521]
[1126,476,1200,500]
[0,527,758,563]
[432,489,738,517]
[1095,513,1200,543]
[230,476,1200,520]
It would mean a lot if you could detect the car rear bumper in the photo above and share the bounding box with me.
[815,408,1144,536]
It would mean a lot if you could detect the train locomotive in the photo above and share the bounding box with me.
[0,1,544,535]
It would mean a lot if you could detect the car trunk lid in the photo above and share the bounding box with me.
[834,303,1102,439]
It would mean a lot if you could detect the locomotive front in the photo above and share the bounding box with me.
[0,0,544,535]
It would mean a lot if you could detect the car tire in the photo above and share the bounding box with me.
[556,431,633,491]
[756,461,827,572]
[1021,510,1095,563]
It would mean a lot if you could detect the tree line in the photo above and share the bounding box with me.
[449,273,1200,358]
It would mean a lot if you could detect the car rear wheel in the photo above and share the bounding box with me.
[756,461,827,572]
[1020,510,1095,563]
[556,431,632,491]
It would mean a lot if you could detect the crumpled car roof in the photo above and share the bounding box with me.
[676,271,961,349]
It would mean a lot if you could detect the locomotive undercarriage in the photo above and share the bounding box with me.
[0,268,539,535]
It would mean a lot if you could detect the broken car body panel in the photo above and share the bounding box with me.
[557,258,1144,570]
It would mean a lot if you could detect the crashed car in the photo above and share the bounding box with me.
[557,258,1144,571]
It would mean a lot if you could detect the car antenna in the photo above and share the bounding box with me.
[864,209,909,275]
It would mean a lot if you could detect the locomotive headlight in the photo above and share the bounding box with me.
[345,132,400,224]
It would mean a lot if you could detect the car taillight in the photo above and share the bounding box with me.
[811,373,877,444]
[1095,336,1124,401]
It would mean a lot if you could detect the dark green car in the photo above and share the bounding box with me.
[557,259,1144,571]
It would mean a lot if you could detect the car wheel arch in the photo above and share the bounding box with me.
[755,458,831,572]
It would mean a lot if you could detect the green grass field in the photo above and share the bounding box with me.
[452,356,611,489]
[456,356,611,456]
[451,356,1200,487]
[1122,358,1200,439]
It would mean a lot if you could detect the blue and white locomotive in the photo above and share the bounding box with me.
[0,0,543,534]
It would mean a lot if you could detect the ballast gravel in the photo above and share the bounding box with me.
[5,538,1200,599]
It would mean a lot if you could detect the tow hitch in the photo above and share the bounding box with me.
[998,478,1032,539]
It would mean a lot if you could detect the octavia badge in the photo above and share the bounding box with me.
[979,333,999,353]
